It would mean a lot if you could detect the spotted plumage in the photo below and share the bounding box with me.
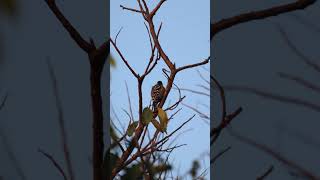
[151,81,165,110]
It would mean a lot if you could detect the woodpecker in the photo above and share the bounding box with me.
[151,81,165,110]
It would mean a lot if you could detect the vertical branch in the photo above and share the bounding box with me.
[89,60,104,180]
[46,58,75,180]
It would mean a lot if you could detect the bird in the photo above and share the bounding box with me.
[151,81,166,110]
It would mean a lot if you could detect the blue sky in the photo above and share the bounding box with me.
[110,0,210,178]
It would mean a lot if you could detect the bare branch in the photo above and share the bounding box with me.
[211,107,242,145]
[46,58,75,180]
[177,57,210,72]
[278,72,320,94]
[256,166,274,180]
[210,146,231,165]
[150,0,167,18]
[0,129,27,180]
[276,24,320,74]
[211,0,316,38]
[182,103,210,120]
[178,88,210,97]
[110,39,139,78]
[125,81,134,122]
[229,129,319,179]
[120,5,142,14]
[38,149,68,180]
[44,0,93,52]
[114,27,123,45]
[224,85,320,113]
[0,93,8,111]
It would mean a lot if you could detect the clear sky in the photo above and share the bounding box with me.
[110,0,210,178]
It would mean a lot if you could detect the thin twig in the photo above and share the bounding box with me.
[44,0,93,52]
[38,149,68,180]
[278,72,320,94]
[211,0,316,38]
[125,81,134,123]
[210,146,231,165]
[110,39,139,78]
[224,85,320,113]
[275,23,320,74]
[229,129,319,179]
[256,166,274,180]
[46,58,75,180]
[0,129,27,180]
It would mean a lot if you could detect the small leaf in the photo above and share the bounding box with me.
[152,163,172,174]
[189,160,200,178]
[127,121,139,137]
[142,107,153,125]
[151,119,162,131]
[108,54,116,67]
[157,107,168,133]
[121,164,143,180]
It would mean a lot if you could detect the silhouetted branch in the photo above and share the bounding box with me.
[46,58,75,180]
[0,129,27,180]
[0,93,7,111]
[276,23,320,74]
[38,149,68,180]
[256,166,274,180]
[182,103,209,120]
[211,0,316,38]
[44,0,93,52]
[224,85,320,113]
[110,39,139,78]
[229,129,319,179]
[289,13,320,34]
[178,88,210,97]
[210,146,231,165]
[210,76,242,145]
[278,72,320,94]
[176,57,210,72]
[125,81,134,122]
[120,5,142,14]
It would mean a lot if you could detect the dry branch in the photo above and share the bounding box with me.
[211,0,316,38]
[46,58,75,180]
[229,129,319,180]
[256,166,274,180]
[38,149,68,180]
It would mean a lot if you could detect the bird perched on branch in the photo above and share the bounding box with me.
[151,81,166,110]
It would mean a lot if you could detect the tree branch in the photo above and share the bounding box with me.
[110,39,139,78]
[211,0,316,38]
[229,129,319,179]
[38,149,68,180]
[210,146,231,165]
[44,0,93,52]
[46,58,75,180]
[256,166,274,180]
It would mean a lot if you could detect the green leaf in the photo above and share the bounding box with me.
[108,54,116,67]
[142,107,153,125]
[189,160,200,178]
[151,119,162,131]
[157,107,168,133]
[152,163,172,174]
[121,164,143,180]
[127,121,139,137]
